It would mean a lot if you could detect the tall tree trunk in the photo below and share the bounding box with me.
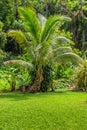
[72,14,84,51]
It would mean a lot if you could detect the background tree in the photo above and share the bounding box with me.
[0,21,7,50]
[0,0,15,31]
[59,0,87,52]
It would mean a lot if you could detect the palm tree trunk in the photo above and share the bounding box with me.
[29,65,43,92]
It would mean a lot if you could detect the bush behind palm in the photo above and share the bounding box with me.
[74,59,87,91]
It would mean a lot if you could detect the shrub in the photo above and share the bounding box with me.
[0,79,11,92]
[74,59,87,91]
[0,49,7,64]
[54,63,76,88]
[53,78,71,89]
[0,65,32,92]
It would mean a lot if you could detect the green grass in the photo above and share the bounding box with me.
[0,90,87,130]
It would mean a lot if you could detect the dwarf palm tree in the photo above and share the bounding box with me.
[4,7,83,92]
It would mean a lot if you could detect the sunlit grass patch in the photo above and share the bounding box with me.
[0,90,87,130]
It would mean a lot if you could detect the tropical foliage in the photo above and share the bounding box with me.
[0,1,87,130]
[74,59,87,91]
[0,0,87,92]
[3,7,83,92]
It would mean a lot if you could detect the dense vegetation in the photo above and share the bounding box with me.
[0,0,87,92]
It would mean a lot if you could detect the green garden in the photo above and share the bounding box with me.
[0,0,87,129]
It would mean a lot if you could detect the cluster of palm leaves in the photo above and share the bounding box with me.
[4,7,83,92]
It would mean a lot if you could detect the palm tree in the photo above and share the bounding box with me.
[4,7,83,92]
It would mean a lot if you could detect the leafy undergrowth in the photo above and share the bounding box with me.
[0,90,87,130]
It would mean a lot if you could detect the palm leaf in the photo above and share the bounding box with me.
[55,52,83,65]
[4,60,33,68]
[38,14,47,30]
[54,47,73,56]
[41,15,62,43]
[41,15,71,43]
[61,16,71,22]
[18,7,40,44]
[8,30,27,50]
[56,36,73,45]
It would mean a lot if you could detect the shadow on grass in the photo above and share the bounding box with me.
[0,89,83,101]
[0,92,41,101]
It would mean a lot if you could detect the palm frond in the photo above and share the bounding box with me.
[55,52,83,65]
[8,30,27,50]
[38,14,47,30]
[41,15,62,43]
[42,47,53,65]
[39,41,51,58]
[38,44,53,66]
[56,36,73,45]
[53,47,83,65]
[61,16,71,22]
[4,60,33,68]
[18,7,40,44]
[54,47,73,56]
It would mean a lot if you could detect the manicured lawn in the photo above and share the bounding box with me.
[0,90,87,130]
